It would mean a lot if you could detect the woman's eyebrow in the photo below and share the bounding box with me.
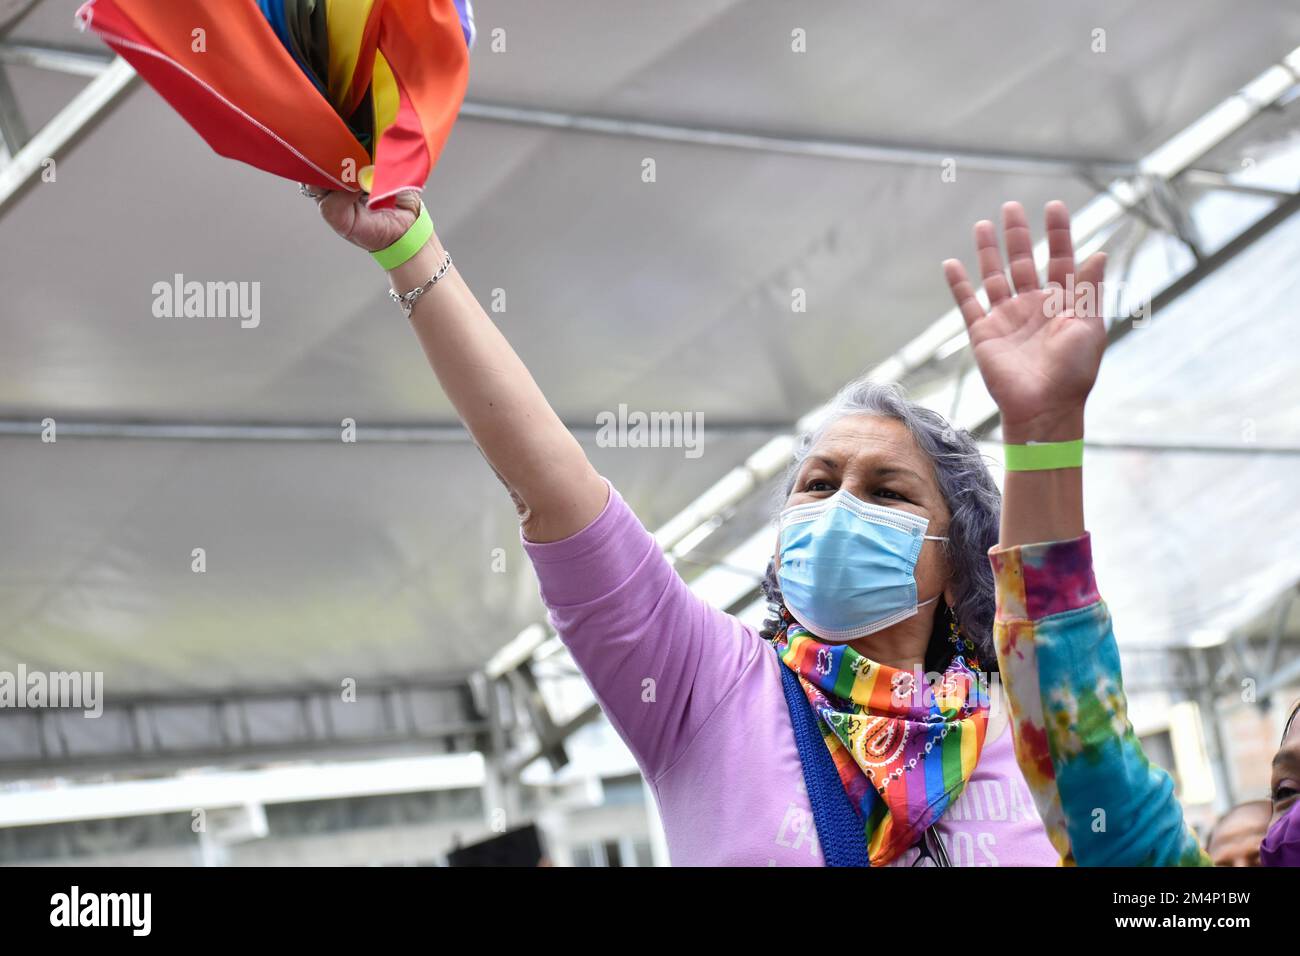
[873,465,924,483]
[802,456,923,483]
[1271,747,1300,774]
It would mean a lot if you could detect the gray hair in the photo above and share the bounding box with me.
[759,379,1002,672]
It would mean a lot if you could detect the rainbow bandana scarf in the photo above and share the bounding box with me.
[776,624,989,866]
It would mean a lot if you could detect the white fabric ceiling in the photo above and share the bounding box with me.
[1,0,1298,703]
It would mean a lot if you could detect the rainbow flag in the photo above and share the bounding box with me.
[76,0,473,207]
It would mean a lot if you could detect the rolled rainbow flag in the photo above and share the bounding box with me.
[76,0,474,207]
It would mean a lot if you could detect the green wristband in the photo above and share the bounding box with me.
[371,203,433,271]
[1004,438,1084,471]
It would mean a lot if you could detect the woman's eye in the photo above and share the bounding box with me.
[1273,780,1299,802]
[805,479,834,493]
[875,488,905,501]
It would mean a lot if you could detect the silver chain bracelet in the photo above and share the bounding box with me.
[388,250,453,316]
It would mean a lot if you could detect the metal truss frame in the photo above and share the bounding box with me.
[0,674,486,779]
[2,11,1299,796]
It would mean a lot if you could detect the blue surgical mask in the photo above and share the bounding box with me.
[777,488,948,643]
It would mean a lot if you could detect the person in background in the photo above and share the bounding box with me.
[1261,700,1300,866]
[1206,800,1272,867]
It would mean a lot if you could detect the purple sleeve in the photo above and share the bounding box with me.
[521,478,763,781]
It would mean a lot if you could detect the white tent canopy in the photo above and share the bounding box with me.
[1,0,1298,776]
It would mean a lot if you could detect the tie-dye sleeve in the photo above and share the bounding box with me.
[988,533,1211,866]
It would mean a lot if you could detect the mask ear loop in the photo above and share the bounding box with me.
[915,533,949,610]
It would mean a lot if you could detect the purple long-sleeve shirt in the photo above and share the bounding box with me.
[522,478,1058,866]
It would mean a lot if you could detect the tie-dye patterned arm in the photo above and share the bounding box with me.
[988,533,1211,866]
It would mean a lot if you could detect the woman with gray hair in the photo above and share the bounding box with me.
[312,184,1095,865]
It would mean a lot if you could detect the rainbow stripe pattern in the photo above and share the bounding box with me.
[77,0,473,208]
[777,627,989,866]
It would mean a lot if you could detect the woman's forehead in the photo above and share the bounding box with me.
[807,415,928,469]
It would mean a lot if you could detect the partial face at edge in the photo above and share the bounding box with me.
[1208,803,1272,867]
[1270,712,1300,828]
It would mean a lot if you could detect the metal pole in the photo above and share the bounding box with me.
[0,57,137,217]
[458,100,1135,178]
[1191,651,1236,813]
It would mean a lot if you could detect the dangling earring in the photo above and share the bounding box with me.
[947,605,979,668]
[765,602,795,646]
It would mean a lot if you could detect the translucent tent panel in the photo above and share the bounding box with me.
[464,0,1300,162]
[3,1,1298,428]
[1082,206,1300,650]
[0,437,759,695]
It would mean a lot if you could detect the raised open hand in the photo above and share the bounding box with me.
[942,201,1107,442]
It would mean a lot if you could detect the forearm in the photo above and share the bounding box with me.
[387,240,606,542]
[995,387,1203,865]
[990,538,1210,866]
[999,408,1085,547]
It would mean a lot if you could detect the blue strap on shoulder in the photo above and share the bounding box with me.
[776,648,870,867]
